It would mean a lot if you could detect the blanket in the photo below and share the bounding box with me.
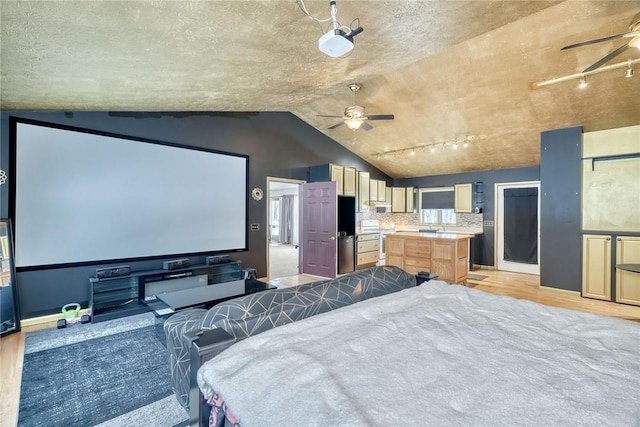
[198,280,640,426]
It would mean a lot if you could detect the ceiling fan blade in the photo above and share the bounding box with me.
[317,114,344,118]
[561,31,638,50]
[582,43,630,72]
[361,122,374,131]
[365,114,395,120]
[327,122,344,130]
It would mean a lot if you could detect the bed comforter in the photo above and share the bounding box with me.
[198,280,640,426]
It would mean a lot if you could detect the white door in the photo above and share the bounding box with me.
[496,181,540,275]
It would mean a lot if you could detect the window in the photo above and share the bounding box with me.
[419,187,457,226]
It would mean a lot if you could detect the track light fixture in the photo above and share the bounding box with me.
[532,58,640,89]
[376,138,473,160]
[578,76,588,89]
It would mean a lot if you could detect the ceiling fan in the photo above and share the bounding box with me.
[318,83,394,131]
[561,12,640,73]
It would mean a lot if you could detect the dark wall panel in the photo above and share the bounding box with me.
[540,126,582,292]
[0,111,390,318]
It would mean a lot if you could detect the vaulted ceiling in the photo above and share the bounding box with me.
[1,1,639,178]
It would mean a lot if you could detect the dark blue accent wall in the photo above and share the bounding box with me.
[0,111,390,318]
[540,126,582,292]
[395,166,540,266]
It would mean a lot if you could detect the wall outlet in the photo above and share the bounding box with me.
[483,220,494,227]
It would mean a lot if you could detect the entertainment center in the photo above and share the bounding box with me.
[89,261,268,323]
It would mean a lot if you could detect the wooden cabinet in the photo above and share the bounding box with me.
[615,236,640,306]
[370,179,378,202]
[582,234,640,305]
[330,164,344,195]
[454,183,473,213]
[356,233,379,268]
[378,181,386,201]
[406,187,414,213]
[582,234,612,300]
[343,167,356,196]
[358,171,370,212]
[386,233,470,283]
[391,187,406,212]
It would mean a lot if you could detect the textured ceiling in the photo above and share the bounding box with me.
[1,0,639,178]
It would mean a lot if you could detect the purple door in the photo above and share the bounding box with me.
[301,181,338,278]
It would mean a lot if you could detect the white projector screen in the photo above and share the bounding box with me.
[13,120,248,269]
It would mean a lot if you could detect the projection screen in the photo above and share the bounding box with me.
[12,119,248,269]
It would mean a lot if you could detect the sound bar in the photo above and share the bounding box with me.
[96,265,131,279]
[163,258,191,270]
[206,255,230,265]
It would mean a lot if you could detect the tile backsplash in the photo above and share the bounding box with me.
[357,211,483,229]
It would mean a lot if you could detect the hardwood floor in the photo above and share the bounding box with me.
[1,269,639,426]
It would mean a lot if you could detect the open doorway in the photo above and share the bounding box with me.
[495,181,540,275]
[267,177,304,280]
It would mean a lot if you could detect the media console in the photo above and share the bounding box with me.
[89,261,264,323]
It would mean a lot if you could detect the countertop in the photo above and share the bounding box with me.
[387,231,474,240]
[356,228,483,236]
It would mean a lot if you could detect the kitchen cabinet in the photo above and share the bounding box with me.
[582,234,611,300]
[378,181,386,202]
[582,234,640,305]
[309,163,347,196]
[615,236,640,306]
[406,187,414,213]
[454,183,473,213]
[386,187,392,205]
[358,171,370,212]
[391,187,406,213]
[386,232,470,283]
[344,167,356,196]
[356,233,379,268]
[370,179,378,202]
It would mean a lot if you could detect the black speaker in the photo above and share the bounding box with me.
[96,265,131,279]
[206,255,230,265]
[163,258,191,270]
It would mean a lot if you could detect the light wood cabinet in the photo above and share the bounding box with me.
[358,171,370,212]
[370,179,378,202]
[454,183,473,213]
[330,164,344,195]
[386,233,470,283]
[386,187,392,204]
[406,187,414,213]
[378,181,386,202]
[615,236,640,306]
[391,187,406,213]
[582,234,612,300]
[343,167,356,196]
[356,233,379,268]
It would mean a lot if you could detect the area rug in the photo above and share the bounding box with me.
[18,313,189,427]
[467,273,488,281]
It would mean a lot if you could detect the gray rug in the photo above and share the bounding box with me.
[467,273,488,281]
[19,313,189,427]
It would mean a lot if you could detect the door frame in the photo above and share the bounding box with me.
[494,180,541,275]
[266,177,305,280]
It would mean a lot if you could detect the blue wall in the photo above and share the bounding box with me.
[0,111,390,317]
[395,166,540,266]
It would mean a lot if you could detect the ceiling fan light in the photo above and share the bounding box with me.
[578,76,588,89]
[345,118,363,130]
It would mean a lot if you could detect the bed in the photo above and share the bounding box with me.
[197,278,640,426]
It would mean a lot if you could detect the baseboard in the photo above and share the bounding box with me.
[539,285,581,297]
[20,308,91,328]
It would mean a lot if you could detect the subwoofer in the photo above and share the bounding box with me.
[95,265,131,279]
[163,258,191,270]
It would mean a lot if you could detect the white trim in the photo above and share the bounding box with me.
[495,181,541,275]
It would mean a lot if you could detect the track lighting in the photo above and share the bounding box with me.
[578,76,588,89]
[376,137,472,160]
[532,58,640,89]
[625,66,633,78]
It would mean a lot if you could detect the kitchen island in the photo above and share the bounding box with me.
[386,232,472,283]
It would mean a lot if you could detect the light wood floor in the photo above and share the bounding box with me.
[2,269,639,426]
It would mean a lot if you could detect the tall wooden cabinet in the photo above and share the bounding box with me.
[582,234,640,305]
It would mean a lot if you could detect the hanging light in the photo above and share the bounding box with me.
[625,64,633,78]
[345,117,363,130]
